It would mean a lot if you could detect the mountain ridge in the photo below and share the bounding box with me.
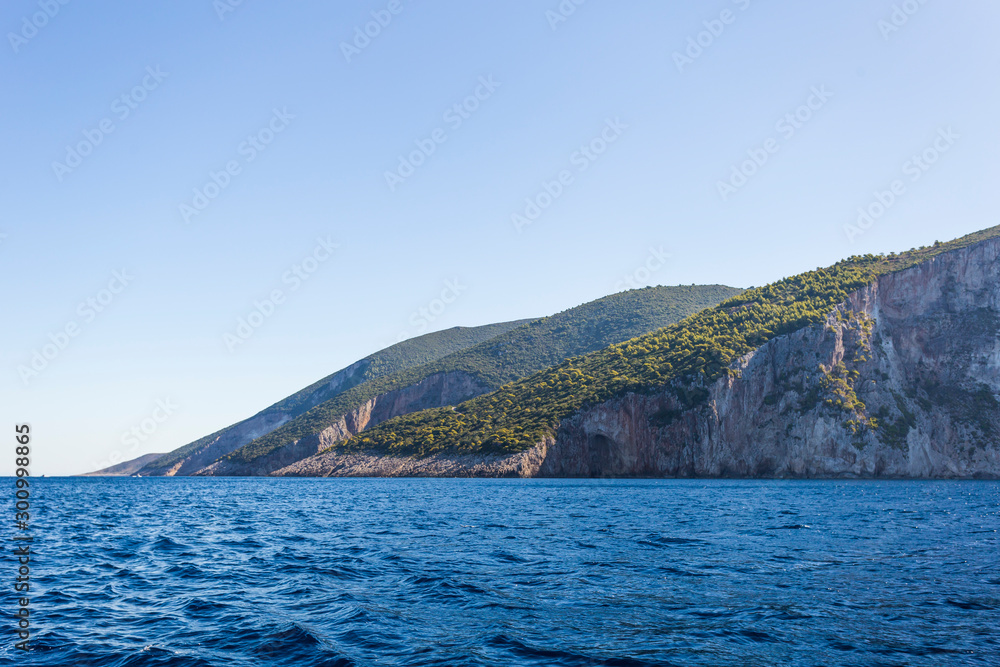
[104,285,739,477]
[129,320,533,477]
[202,285,742,475]
[283,225,1000,479]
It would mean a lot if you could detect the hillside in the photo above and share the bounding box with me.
[79,453,166,477]
[206,285,743,474]
[292,226,1000,479]
[131,320,531,476]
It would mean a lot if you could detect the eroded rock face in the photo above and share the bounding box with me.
[191,239,1000,479]
[146,411,293,477]
[271,441,549,478]
[199,371,493,476]
[540,240,1000,479]
[137,359,371,476]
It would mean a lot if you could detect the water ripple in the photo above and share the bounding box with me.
[5,478,997,666]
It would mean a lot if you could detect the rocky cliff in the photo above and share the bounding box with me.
[137,359,370,476]
[199,371,493,476]
[80,452,167,477]
[272,442,548,478]
[541,237,1000,479]
[290,237,1000,479]
[128,319,538,478]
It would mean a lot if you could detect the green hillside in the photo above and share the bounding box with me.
[267,320,534,415]
[226,285,742,465]
[142,427,229,474]
[138,319,531,474]
[338,228,1000,458]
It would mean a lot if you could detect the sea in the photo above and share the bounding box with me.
[4,478,998,666]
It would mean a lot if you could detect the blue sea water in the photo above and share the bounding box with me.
[3,478,998,666]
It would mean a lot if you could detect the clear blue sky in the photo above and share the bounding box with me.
[3,0,998,475]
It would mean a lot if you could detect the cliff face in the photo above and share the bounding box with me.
[80,452,167,477]
[272,441,549,478]
[199,371,493,476]
[541,239,1000,479]
[138,359,371,476]
[288,238,1000,479]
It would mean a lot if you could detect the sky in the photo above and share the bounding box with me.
[2,0,999,476]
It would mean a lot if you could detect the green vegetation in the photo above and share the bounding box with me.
[337,226,1000,458]
[922,381,1000,440]
[225,285,742,465]
[140,319,531,474]
[139,427,230,475]
[879,381,999,450]
[877,392,917,450]
[817,310,879,440]
[269,320,533,415]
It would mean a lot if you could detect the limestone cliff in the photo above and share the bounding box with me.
[79,452,168,477]
[272,442,548,478]
[136,359,370,476]
[541,237,1000,478]
[198,371,492,476]
[290,237,1000,479]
